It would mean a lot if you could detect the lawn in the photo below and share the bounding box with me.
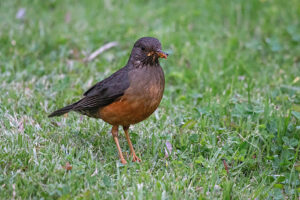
[0,0,300,199]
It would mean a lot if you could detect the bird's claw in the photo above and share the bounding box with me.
[120,158,127,165]
[132,154,141,162]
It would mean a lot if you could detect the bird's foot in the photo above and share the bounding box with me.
[120,158,127,165]
[131,154,141,162]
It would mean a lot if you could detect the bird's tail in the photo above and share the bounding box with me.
[48,104,75,117]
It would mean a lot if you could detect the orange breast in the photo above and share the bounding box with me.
[98,91,163,126]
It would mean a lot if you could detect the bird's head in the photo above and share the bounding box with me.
[128,37,168,66]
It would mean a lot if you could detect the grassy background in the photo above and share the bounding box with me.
[1,0,300,199]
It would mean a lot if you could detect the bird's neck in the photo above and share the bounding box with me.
[127,57,160,68]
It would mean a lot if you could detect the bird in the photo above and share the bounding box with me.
[49,37,168,164]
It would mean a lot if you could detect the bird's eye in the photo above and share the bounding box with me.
[141,47,145,51]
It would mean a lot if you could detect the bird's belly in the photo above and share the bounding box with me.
[98,93,162,126]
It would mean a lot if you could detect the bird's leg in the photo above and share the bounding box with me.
[123,126,141,162]
[111,126,127,164]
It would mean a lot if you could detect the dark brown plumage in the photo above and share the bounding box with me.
[49,37,168,164]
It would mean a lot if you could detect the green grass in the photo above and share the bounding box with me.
[1,0,300,199]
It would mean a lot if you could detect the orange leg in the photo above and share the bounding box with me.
[111,126,127,164]
[123,126,141,162]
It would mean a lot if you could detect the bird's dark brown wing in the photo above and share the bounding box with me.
[73,66,130,110]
